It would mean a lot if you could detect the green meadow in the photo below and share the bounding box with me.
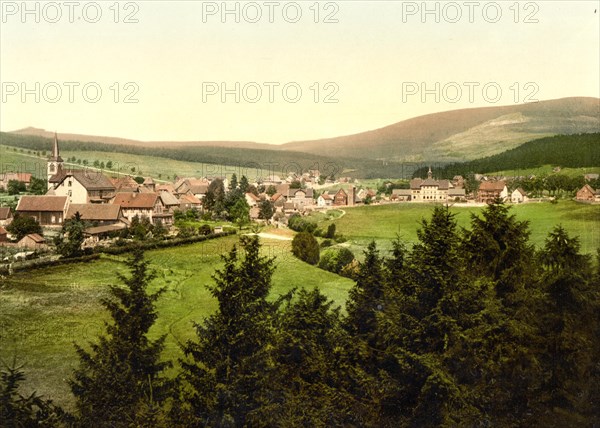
[0,235,352,410]
[310,201,600,256]
[0,145,278,182]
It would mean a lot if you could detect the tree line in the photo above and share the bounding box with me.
[414,133,600,179]
[2,201,599,427]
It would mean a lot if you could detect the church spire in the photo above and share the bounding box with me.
[52,132,59,158]
[427,166,432,179]
[47,132,64,183]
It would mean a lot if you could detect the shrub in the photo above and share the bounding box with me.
[318,247,355,275]
[291,232,320,265]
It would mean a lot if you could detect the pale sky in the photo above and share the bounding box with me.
[1,0,598,144]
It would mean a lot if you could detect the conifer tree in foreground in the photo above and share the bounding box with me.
[70,248,169,427]
[176,236,284,427]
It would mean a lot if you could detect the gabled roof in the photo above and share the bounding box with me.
[17,196,68,212]
[392,189,412,196]
[84,223,127,235]
[66,204,122,221]
[51,169,115,191]
[410,178,422,190]
[513,188,527,196]
[246,192,261,202]
[288,188,313,198]
[0,226,7,235]
[448,188,466,196]
[21,233,45,243]
[179,194,202,205]
[0,172,32,183]
[0,207,12,220]
[479,181,507,191]
[159,191,180,206]
[111,176,140,192]
[112,192,159,209]
[143,177,155,185]
[156,183,176,193]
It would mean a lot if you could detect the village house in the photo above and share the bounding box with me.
[178,194,202,211]
[317,191,334,207]
[333,187,356,206]
[287,188,315,211]
[478,180,509,203]
[584,173,599,182]
[271,193,285,211]
[448,188,467,201]
[391,189,412,202]
[111,192,172,225]
[0,226,8,242]
[142,177,156,192]
[245,192,262,207]
[511,188,529,204]
[159,191,181,213]
[576,184,598,202]
[16,195,68,226]
[49,169,116,204]
[175,178,209,199]
[0,172,32,191]
[111,176,140,193]
[65,203,126,227]
[17,233,46,249]
[0,207,13,226]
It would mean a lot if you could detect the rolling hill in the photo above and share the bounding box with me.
[5,97,599,177]
[281,97,600,162]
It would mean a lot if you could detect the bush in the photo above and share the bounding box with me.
[288,214,317,234]
[291,232,320,265]
[325,223,336,239]
[318,247,355,275]
[320,239,333,248]
[334,234,348,243]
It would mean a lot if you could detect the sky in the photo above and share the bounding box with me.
[1,0,599,144]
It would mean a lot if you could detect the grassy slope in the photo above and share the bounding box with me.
[0,145,278,182]
[311,201,600,256]
[0,235,352,410]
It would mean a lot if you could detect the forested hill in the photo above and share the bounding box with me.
[0,132,404,179]
[415,133,600,178]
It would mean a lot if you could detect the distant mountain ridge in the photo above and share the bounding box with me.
[8,97,599,164]
[281,97,600,162]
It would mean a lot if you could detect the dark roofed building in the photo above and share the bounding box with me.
[112,192,171,225]
[16,195,68,226]
[66,203,124,225]
[49,169,115,204]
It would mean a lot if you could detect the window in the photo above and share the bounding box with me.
[68,180,72,187]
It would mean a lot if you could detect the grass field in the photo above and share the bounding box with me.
[0,145,279,182]
[0,234,352,410]
[310,201,600,257]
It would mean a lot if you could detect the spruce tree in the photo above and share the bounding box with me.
[70,248,169,427]
[176,236,283,426]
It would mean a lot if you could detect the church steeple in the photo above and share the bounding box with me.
[47,132,64,183]
[427,166,433,179]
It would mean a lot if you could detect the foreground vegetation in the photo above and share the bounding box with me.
[2,202,599,426]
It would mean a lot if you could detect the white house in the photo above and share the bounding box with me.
[511,188,528,204]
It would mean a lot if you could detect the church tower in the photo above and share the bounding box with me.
[427,166,433,179]
[47,132,64,183]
